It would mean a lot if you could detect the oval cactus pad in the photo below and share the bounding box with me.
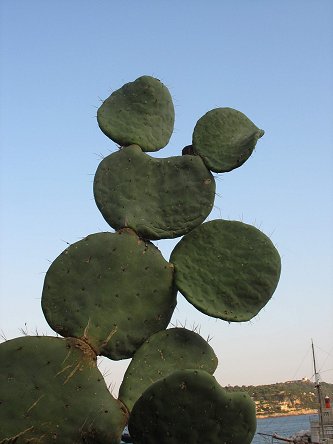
[97,76,175,152]
[128,369,256,444]
[93,145,216,240]
[0,336,127,443]
[170,220,281,322]
[192,107,264,172]
[119,327,218,412]
[42,230,177,359]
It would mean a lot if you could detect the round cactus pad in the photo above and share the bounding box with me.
[0,336,127,444]
[128,369,256,444]
[119,327,218,412]
[93,145,216,240]
[192,107,264,172]
[170,220,281,322]
[97,76,175,152]
[41,230,177,359]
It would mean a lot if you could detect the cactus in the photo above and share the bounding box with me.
[119,327,218,412]
[41,229,177,360]
[93,144,215,240]
[97,76,175,152]
[170,219,281,321]
[3,75,281,443]
[192,107,264,172]
[0,336,128,443]
[128,369,256,444]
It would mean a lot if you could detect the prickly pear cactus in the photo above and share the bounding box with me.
[192,107,264,172]
[0,336,128,443]
[170,219,281,321]
[97,76,175,152]
[41,229,177,359]
[93,145,215,239]
[3,75,281,444]
[119,327,218,412]
[128,369,256,444]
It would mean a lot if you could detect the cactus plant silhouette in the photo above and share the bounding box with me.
[0,75,280,444]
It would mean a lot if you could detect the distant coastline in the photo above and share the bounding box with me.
[257,409,317,419]
[225,380,333,418]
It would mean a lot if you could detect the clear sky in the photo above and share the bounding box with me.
[1,0,332,395]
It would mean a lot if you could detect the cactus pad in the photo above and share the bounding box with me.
[170,219,281,321]
[192,107,264,172]
[97,76,175,152]
[119,327,218,412]
[0,336,128,443]
[93,145,216,240]
[128,369,256,444]
[41,229,177,359]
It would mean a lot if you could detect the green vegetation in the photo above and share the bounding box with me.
[225,380,333,416]
[1,75,280,443]
[129,369,256,444]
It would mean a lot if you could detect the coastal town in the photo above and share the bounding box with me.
[225,379,333,417]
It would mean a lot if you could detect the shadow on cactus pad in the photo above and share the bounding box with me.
[128,369,256,444]
[0,336,128,444]
[41,229,177,360]
[170,219,281,322]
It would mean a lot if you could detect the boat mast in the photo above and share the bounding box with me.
[312,339,325,440]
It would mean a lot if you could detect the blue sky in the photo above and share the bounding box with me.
[1,1,332,394]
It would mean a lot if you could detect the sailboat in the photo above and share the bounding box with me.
[258,340,333,444]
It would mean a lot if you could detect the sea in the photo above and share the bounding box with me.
[252,414,314,443]
[121,414,314,443]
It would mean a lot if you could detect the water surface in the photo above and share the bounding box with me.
[253,414,313,443]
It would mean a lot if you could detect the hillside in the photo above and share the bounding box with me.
[224,379,333,417]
